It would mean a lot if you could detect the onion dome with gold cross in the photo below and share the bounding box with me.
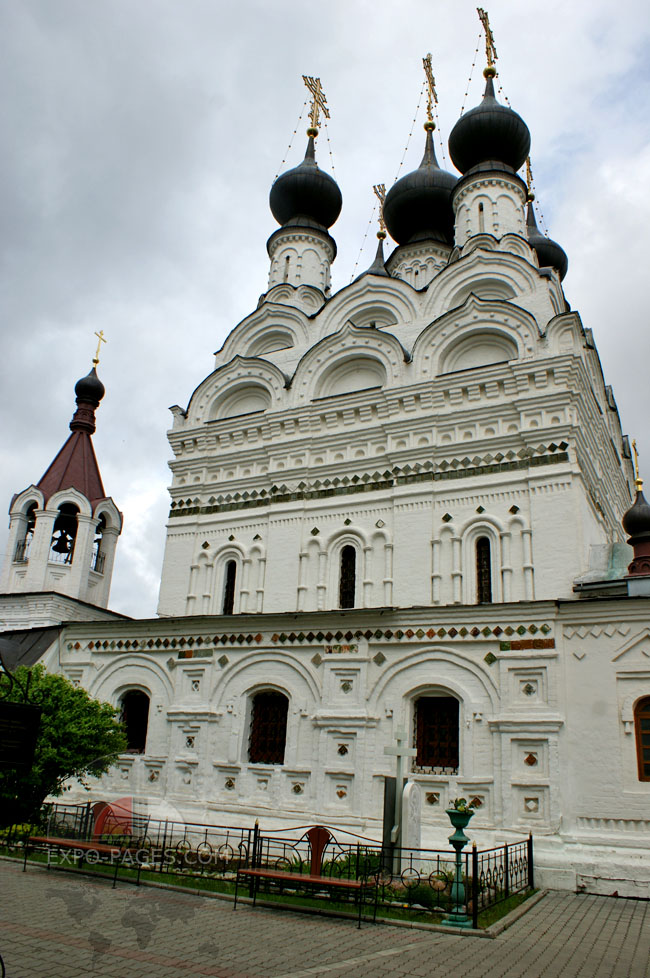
[270,76,342,235]
[622,444,650,549]
[448,68,530,176]
[383,123,458,246]
[270,133,342,233]
[36,363,107,505]
[525,193,568,281]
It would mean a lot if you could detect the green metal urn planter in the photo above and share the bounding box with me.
[444,801,474,928]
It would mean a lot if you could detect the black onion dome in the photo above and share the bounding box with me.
[383,128,457,246]
[448,73,530,175]
[74,366,105,405]
[526,201,568,281]
[270,136,342,232]
[622,488,650,539]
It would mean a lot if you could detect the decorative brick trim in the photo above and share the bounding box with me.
[75,622,553,653]
[168,446,570,518]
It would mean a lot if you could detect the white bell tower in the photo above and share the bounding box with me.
[0,357,122,610]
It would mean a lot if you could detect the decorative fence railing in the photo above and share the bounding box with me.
[3,803,533,928]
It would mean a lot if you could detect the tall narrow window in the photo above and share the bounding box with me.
[635,697,650,781]
[120,690,150,754]
[478,201,485,233]
[14,503,37,562]
[92,514,106,573]
[476,536,492,603]
[248,691,289,764]
[339,545,356,609]
[222,560,236,615]
[49,503,79,564]
[413,696,459,774]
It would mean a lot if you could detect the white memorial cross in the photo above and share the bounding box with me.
[384,729,417,845]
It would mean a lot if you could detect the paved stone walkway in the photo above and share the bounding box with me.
[1,861,648,977]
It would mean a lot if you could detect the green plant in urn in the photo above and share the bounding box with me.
[444,798,475,928]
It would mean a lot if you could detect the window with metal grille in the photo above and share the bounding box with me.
[222,560,236,615]
[120,690,150,754]
[339,545,356,609]
[413,696,459,775]
[635,696,650,781]
[476,536,492,603]
[248,691,289,764]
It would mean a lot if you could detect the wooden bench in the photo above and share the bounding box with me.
[234,826,378,928]
[22,836,143,887]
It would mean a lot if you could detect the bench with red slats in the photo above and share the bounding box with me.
[23,835,142,887]
[233,827,378,928]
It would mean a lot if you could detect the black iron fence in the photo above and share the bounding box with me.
[4,803,533,928]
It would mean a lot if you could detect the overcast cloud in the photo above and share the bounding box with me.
[1,0,649,618]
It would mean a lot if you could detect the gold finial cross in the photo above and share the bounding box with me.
[632,439,643,489]
[526,157,533,194]
[302,75,330,133]
[477,7,498,69]
[373,183,386,235]
[93,329,106,366]
[422,53,438,124]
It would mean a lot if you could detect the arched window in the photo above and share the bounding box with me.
[476,537,492,603]
[14,503,37,562]
[413,696,459,775]
[248,691,289,764]
[222,560,237,615]
[339,545,356,609]
[92,514,106,573]
[49,503,79,564]
[120,690,150,754]
[635,697,650,781]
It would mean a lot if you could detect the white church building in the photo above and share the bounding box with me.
[1,57,650,896]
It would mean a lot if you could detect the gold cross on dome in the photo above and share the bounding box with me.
[477,7,498,68]
[93,329,106,366]
[422,53,438,124]
[302,75,330,132]
[373,183,386,233]
[632,439,643,488]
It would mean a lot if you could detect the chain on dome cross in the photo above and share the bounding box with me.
[422,53,438,124]
[477,7,498,69]
[302,75,330,132]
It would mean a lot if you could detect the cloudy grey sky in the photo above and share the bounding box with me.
[1,0,649,618]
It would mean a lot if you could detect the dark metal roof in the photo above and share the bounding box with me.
[448,74,530,175]
[526,201,568,281]
[383,128,457,246]
[0,627,62,671]
[269,136,342,232]
[623,488,650,540]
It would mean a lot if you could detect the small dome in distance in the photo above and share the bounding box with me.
[75,366,105,405]
[448,69,530,175]
[526,197,568,281]
[270,135,342,232]
[622,486,650,540]
[383,124,457,246]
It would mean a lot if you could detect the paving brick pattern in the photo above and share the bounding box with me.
[1,861,648,978]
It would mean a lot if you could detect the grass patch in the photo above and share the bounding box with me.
[477,889,537,928]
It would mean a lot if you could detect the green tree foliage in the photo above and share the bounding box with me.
[0,665,127,825]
